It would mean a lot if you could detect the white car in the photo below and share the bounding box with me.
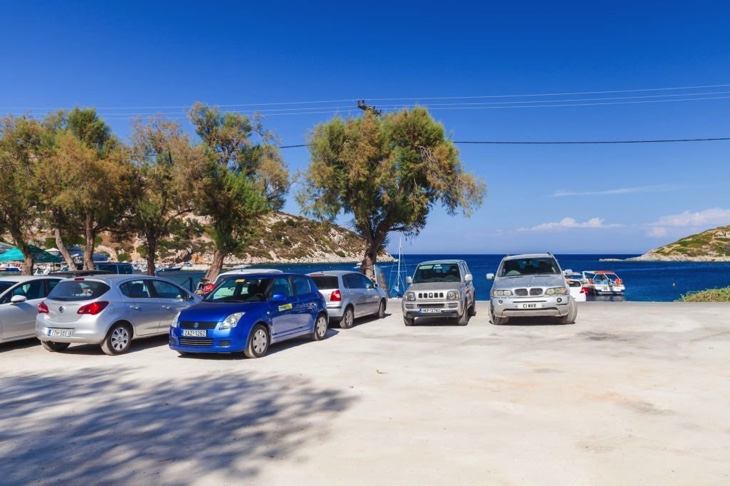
[0,276,63,344]
[565,272,587,302]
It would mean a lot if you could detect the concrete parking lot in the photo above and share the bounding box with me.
[2,301,729,485]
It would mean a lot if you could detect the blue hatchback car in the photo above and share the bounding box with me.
[169,273,328,358]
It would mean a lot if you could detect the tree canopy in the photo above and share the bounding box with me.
[297,107,486,278]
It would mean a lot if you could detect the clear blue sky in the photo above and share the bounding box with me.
[2,1,730,255]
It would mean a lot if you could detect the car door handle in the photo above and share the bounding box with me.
[162,305,172,310]
[129,305,141,310]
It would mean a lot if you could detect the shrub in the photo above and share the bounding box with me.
[677,286,730,302]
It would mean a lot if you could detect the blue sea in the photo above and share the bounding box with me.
[161,254,730,302]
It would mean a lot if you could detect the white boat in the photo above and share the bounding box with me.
[581,270,625,296]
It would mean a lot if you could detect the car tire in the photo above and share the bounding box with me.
[101,323,133,356]
[312,314,328,341]
[339,306,355,329]
[556,299,578,325]
[457,309,469,326]
[41,341,70,352]
[377,300,386,319]
[244,324,269,358]
[492,313,509,325]
[468,302,477,317]
[403,316,414,326]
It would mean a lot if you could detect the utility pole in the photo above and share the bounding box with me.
[357,99,382,115]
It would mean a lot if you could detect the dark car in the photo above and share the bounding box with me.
[169,273,328,358]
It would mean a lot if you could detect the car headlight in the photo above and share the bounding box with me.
[406,292,415,301]
[492,289,512,297]
[219,312,245,330]
[546,287,568,295]
[171,312,181,328]
[447,290,460,300]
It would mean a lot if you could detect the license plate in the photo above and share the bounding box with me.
[519,303,541,309]
[420,308,442,314]
[182,329,207,337]
[48,329,72,337]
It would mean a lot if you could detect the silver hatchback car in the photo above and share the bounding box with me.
[307,271,388,328]
[36,275,201,355]
[0,276,63,344]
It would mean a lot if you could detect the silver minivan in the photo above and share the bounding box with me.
[308,271,388,328]
[36,275,200,355]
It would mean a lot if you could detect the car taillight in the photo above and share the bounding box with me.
[580,287,588,294]
[330,289,342,302]
[38,301,49,314]
[202,283,215,294]
[77,301,109,315]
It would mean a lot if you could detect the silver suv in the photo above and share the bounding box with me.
[486,253,577,325]
[401,260,476,326]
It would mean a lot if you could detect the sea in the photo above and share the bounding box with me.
[159,254,730,303]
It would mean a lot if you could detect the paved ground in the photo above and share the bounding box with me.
[2,301,729,485]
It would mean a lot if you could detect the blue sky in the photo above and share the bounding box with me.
[2,1,730,255]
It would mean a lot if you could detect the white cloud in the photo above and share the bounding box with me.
[553,184,681,197]
[646,208,730,237]
[518,217,621,232]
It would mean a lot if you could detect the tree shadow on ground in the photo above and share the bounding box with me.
[0,365,357,484]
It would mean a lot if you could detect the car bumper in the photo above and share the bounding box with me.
[325,303,344,321]
[490,296,571,318]
[402,300,464,319]
[35,316,108,344]
[168,327,248,353]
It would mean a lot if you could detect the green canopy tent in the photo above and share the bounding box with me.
[0,243,63,263]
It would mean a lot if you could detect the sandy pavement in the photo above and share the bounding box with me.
[1,301,729,485]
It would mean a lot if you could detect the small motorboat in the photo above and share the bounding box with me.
[581,270,625,296]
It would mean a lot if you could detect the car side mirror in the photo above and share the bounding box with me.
[11,295,27,304]
[406,276,412,284]
[486,273,495,280]
[465,274,473,282]
[271,293,286,302]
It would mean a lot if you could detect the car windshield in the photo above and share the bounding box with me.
[47,280,110,301]
[500,258,559,277]
[204,277,272,303]
[412,263,461,283]
[310,276,338,290]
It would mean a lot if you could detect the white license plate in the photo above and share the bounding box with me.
[182,329,207,337]
[48,329,72,337]
[519,303,542,309]
[420,308,442,314]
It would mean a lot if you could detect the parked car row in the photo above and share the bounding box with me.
[2,253,579,358]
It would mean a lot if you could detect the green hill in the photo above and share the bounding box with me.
[634,225,730,261]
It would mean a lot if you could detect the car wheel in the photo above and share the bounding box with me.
[377,300,386,319]
[468,303,477,317]
[339,306,355,329]
[312,314,328,341]
[101,323,133,356]
[244,324,269,358]
[457,309,469,326]
[556,299,578,324]
[492,313,509,325]
[41,341,70,352]
[403,316,414,326]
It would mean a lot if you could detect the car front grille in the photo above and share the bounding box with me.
[179,337,214,347]
[180,321,218,329]
[515,288,544,296]
[417,292,445,299]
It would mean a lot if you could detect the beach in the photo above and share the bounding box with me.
[2,300,729,484]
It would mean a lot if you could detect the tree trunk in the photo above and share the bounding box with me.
[9,231,34,276]
[84,215,96,270]
[146,235,157,276]
[54,227,76,269]
[204,249,227,282]
[360,245,379,281]
[22,252,34,276]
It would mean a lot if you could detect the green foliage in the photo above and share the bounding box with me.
[677,286,730,302]
[296,107,486,276]
[117,252,131,262]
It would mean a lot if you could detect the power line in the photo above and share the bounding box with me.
[279,137,730,149]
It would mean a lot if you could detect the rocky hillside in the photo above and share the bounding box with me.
[114,212,393,265]
[632,225,730,262]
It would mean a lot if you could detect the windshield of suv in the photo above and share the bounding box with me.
[412,263,461,283]
[500,258,559,277]
[205,277,272,303]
